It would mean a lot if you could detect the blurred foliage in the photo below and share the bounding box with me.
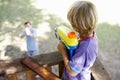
[0,0,69,42]
[0,0,120,59]
[0,0,120,57]
[0,0,70,60]
[96,23,120,56]
[96,23,120,80]
[0,0,44,26]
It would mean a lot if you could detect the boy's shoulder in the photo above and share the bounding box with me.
[79,34,97,49]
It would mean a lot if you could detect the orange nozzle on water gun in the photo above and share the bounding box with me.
[54,26,78,60]
[68,32,77,38]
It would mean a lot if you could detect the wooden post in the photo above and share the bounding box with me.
[7,73,18,80]
[91,58,112,80]
[26,70,36,80]
[58,61,64,78]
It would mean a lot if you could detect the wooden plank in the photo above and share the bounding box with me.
[45,66,52,72]
[58,61,64,78]
[0,51,112,80]
[26,70,36,80]
[91,58,112,80]
[7,73,18,80]
[0,51,63,75]
[21,57,61,80]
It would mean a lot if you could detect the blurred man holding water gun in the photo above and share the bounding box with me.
[20,21,39,57]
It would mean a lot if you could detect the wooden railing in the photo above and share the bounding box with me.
[0,51,111,80]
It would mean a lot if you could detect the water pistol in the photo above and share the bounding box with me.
[54,26,78,60]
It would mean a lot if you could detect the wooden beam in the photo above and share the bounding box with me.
[26,70,36,80]
[7,73,18,80]
[21,57,61,80]
[0,51,63,75]
[91,58,112,80]
[0,51,112,80]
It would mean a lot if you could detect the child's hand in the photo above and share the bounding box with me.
[57,41,67,54]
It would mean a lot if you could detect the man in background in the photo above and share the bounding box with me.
[20,21,39,57]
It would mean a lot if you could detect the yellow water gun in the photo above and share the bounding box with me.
[54,26,78,60]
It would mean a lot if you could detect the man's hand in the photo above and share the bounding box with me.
[25,27,31,36]
[19,33,25,38]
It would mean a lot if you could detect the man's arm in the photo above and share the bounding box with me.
[19,32,36,39]
[27,28,37,38]
[19,33,25,38]
[29,33,37,38]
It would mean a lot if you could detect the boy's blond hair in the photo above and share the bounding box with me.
[67,1,98,38]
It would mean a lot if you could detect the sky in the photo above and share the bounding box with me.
[32,0,120,24]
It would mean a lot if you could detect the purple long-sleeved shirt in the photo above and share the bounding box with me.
[62,33,98,80]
